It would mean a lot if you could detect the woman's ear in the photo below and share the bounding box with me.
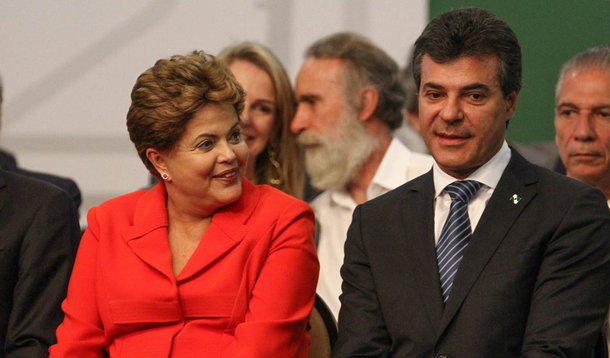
[146,148,167,176]
[357,86,379,122]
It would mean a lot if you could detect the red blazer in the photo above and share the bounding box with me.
[50,179,319,357]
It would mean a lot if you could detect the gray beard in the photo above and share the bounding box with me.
[298,112,379,191]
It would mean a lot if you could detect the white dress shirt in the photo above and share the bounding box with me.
[313,138,434,318]
[433,141,511,243]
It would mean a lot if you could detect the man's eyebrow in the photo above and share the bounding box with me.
[421,82,444,90]
[421,82,491,92]
[297,94,319,102]
[461,83,490,92]
[556,102,610,111]
[556,102,578,109]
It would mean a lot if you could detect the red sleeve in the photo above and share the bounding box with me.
[222,200,319,357]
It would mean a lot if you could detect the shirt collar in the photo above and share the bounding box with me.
[433,141,511,197]
[371,138,415,192]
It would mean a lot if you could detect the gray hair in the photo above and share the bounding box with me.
[305,32,406,130]
[555,44,610,101]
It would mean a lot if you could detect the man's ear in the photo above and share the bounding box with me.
[357,86,379,122]
[146,148,167,175]
[505,91,519,119]
[503,91,519,127]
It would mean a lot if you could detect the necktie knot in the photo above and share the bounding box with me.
[445,180,482,204]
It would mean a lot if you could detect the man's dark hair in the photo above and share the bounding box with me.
[412,7,522,97]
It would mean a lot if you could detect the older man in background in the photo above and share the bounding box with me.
[291,32,433,318]
[554,44,610,354]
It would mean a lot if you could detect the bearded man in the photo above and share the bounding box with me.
[291,32,433,317]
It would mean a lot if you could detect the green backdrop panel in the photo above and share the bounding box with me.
[429,1,610,143]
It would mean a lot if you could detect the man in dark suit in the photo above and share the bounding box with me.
[0,169,80,356]
[0,74,81,356]
[334,8,610,357]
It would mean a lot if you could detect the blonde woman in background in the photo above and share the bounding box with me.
[218,42,308,199]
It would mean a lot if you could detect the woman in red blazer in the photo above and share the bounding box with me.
[50,51,319,357]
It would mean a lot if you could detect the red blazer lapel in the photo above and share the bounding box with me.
[122,183,174,280]
[177,179,260,282]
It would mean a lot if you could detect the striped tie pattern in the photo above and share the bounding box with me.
[436,180,482,302]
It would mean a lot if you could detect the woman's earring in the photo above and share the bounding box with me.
[161,172,170,181]
[267,145,282,186]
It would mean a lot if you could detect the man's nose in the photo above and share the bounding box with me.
[291,104,310,134]
[439,96,464,123]
[573,112,597,141]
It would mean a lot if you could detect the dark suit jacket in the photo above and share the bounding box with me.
[0,149,81,211]
[0,170,80,357]
[334,151,610,357]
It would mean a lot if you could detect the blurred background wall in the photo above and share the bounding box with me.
[0,0,427,224]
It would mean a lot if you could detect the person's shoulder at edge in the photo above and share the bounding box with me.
[1,168,75,206]
[0,148,82,210]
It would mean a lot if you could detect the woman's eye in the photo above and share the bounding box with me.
[253,104,274,115]
[229,131,242,144]
[197,140,214,150]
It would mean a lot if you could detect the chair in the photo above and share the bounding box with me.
[309,294,338,358]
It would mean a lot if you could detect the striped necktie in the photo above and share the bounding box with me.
[436,180,482,302]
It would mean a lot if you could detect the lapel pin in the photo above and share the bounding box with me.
[510,194,522,204]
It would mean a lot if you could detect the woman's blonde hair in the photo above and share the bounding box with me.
[218,42,304,199]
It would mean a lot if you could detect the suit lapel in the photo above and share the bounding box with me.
[398,172,445,330]
[438,151,538,332]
